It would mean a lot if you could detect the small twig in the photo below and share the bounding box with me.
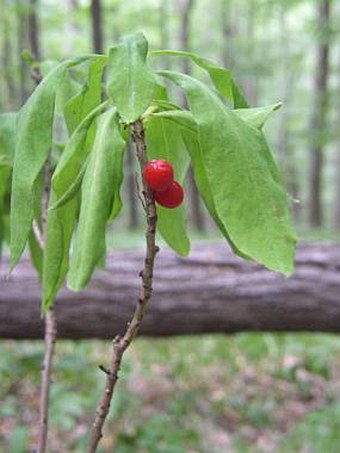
[36,163,56,453]
[28,57,56,453]
[135,173,147,212]
[87,119,158,452]
[32,219,44,249]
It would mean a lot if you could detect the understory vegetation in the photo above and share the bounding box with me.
[1,332,340,452]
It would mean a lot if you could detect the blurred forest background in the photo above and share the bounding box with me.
[1,0,340,452]
[1,0,340,235]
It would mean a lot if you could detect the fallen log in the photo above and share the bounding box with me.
[1,241,340,339]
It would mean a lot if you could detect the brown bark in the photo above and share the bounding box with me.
[2,242,340,339]
[87,119,158,452]
[308,0,331,227]
[28,0,41,60]
[17,0,29,104]
[90,0,103,54]
[333,42,340,229]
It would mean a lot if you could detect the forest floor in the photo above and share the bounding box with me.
[1,229,340,452]
[1,332,340,452]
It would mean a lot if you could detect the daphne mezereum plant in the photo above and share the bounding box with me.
[0,32,296,452]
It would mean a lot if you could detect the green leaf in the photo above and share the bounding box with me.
[64,57,106,134]
[42,194,78,310]
[160,70,296,274]
[151,50,248,108]
[234,103,282,129]
[151,110,197,133]
[67,109,126,291]
[0,112,16,161]
[9,55,96,270]
[145,116,190,256]
[52,100,109,203]
[107,33,156,122]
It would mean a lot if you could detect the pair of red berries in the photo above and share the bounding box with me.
[143,159,184,208]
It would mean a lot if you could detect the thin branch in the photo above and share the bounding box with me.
[36,162,56,453]
[28,57,56,453]
[87,119,158,452]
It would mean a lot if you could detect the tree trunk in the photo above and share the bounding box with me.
[277,2,300,222]
[90,0,103,54]
[28,0,41,60]
[333,41,340,229]
[220,0,236,69]
[17,0,29,104]
[308,0,331,228]
[1,242,340,339]
[177,0,206,231]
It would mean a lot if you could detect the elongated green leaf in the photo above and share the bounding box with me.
[151,110,197,133]
[64,57,106,134]
[160,70,296,274]
[107,33,156,121]
[145,116,190,256]
[9,55,95,270]
[49,159,88,210]
[42,193,78,310]
[154,110,251,259]
[0,112,16,161]
[52,100,109,202]
[151,50,248,108]
[67,109,126,291]
[234,103,282,129]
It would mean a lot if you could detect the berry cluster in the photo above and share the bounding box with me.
[143,159,184,208]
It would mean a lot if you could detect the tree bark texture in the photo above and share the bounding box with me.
[1,242,340,339]
[28,0,41,60]
[90,0,103,54]
[308,0,331,227]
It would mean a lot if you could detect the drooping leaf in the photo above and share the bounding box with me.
[160,70,296,274]
[9,55,95,270]
[107,33,156,122]
[234,103,282,129]
[151,110,197,133]
[151,50,248,108]
[0,112,16,161]
[64,57,106,134]
[52,100,109,203]
[42,193,78,310]
[145,116,190,256]
[67,109,126,291]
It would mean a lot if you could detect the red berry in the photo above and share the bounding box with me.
[143,159,174,191]
[154,181,184,208]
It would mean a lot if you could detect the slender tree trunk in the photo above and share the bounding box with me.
[90,0,103,54]
[333,40,340,229]
[177,0,206,231]
[277,2,299,222]
[28,0,41,60]
[17,0,28,104]
[308,0,331,227]
[220,0,235,69]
